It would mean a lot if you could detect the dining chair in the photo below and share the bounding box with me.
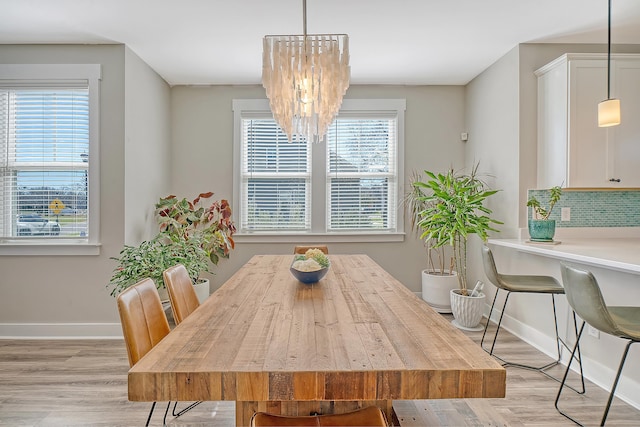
[294,245,329,254]
[116,278,172,426]
[162,263,202,418]
[480,245,584,391]
[556,263,640,426]
[250,406,388,427]
[163,264,200,325]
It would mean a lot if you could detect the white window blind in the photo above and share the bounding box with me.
[0,85,90,240]
[327,115,397,231]
[234,99,404,238]
[240,118,311,231]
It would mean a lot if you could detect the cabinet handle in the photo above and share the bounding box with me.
[609,178,621,182]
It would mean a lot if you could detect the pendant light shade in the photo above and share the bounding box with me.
[598,98,621,127]
[262,0,350,143]
[598,0,620,127]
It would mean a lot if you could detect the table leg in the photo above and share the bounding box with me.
[236,399,394,426]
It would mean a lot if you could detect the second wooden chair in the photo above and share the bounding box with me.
[294,245,329,254]
[163,264,201,325]
[163,264,202,418]
[250,406,388,427]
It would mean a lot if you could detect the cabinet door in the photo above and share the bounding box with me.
[609,60,640,187]
[568,60,609,187]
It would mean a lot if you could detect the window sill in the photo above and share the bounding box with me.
[0,242,101,256]
[234,232,405,244]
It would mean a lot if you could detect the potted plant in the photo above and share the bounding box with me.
[412,165,502,330]
[526,186,562,242]
[155,192,236,265]
[108,192,236,302]
[406,171,458,313]
[107,233,210,299]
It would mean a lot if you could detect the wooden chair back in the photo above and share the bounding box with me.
[294,245,329,255]
[163,264,200,325]
[250,406,387,427]
[116,278,170,367]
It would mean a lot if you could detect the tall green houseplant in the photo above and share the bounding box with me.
[414,165,502,294]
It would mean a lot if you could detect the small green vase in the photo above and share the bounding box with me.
[528,219,556,242]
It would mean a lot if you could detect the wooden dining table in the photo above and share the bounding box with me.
[128,254,506,426]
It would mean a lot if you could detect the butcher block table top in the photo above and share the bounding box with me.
[128,254,505,425]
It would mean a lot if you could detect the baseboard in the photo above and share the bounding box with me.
[0,322,123,339]
[485,306,640,411]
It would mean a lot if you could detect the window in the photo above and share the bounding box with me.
[0,64,100,254]
[233,99,405,242]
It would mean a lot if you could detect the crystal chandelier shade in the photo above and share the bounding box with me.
[262,2,350,143]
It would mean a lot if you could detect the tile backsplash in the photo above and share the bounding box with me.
[527,189,640,228]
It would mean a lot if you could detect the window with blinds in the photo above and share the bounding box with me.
[240,118,310,231]
[0,69,96,243]
[327,115,397,231]
[234,99,404,237]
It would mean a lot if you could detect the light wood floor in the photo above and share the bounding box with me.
[0,315,638,426]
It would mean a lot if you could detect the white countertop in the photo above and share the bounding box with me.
[488,238,640,274]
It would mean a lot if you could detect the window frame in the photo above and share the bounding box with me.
[232,98,405,244]
[0,64,101,255]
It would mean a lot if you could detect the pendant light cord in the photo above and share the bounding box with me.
[302,0,307,37]
[607,0,612,99]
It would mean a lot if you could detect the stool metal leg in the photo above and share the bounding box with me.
[601,340,637,425]
[555,321,586,426]
[556,323,634,426]
[172,400,202,418]
[482,291,584,393]
[480,287,502,348]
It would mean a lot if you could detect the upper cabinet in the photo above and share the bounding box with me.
[536,53,640,188]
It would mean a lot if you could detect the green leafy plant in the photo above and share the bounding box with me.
[107,192,237,297]
[411,165,502,294]
[107,233,210,297]
[155,192,236,265]
[527,186,562,220]
[406,171,451,275]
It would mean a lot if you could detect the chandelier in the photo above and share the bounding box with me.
[262,0,350,143]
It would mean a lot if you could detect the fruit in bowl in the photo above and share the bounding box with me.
[290,249,330,284]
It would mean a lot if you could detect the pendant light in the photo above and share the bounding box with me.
[598,0,621,127]
[262,0,350,143]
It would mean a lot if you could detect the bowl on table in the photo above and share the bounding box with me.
[289,265,329,284]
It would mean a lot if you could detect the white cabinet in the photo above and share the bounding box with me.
[536,54,640,188]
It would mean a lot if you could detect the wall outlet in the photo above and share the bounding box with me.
[588,325,600,339]
[561,207,571,221]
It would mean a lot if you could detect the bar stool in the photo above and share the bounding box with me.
[557,263,640,426]
[480,245,584,391]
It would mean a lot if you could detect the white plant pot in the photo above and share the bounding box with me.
[450,289,486,331]
[157,286,169,303]
[421,270,459,313]
[193,278,210,304]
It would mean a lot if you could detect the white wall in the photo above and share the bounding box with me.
[170,84,466,294]
[0,45,127,336]
[465,42,640,409]
[124,47,172,244]
[0,45,171,338]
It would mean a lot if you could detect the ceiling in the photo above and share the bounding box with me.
[2,0,640,86]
